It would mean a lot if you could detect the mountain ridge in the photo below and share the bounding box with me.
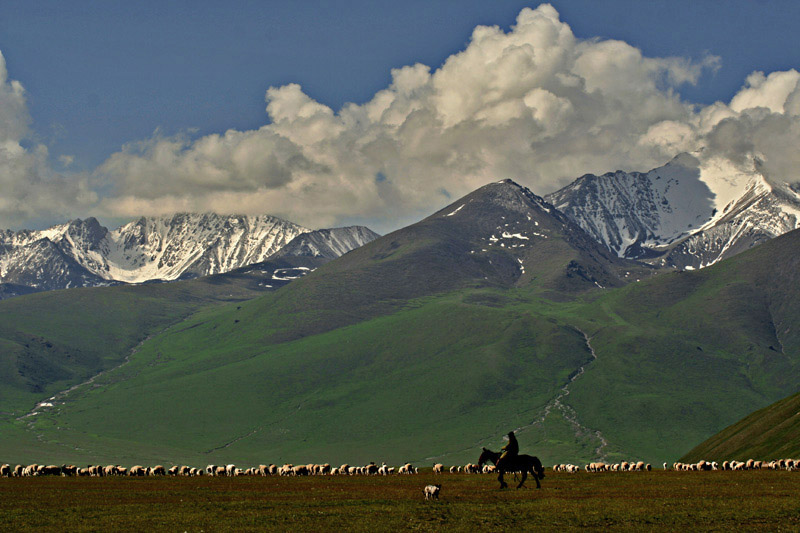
[0,214,378,298]
[546,153,800,269]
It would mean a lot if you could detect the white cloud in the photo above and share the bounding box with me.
[0,52,95,228]
[95,4,721,231]
[729,70,800,114]
[2,4,800,233]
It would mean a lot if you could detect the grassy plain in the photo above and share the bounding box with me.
[2,470,800,531]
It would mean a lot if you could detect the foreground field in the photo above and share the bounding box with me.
[2,470,800,531]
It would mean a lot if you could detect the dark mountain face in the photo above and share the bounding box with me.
[417,179,647,291]
[65,217,109,252]
[260,180,650,341]
[0,239,110,291]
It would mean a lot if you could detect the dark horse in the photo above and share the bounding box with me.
[478,447,545,489]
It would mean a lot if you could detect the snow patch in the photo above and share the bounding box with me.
[271,266,311,281]
[445,204,465,217]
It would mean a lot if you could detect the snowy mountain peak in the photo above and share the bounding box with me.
[0,214,379,298]
[460,178,562,217]
[547,153,800,268]
[275,226,381,260]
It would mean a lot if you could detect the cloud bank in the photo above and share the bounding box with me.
[0,52,96,228]
[3,4,800,232]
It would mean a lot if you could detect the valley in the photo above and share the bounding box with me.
[1,177,799,468]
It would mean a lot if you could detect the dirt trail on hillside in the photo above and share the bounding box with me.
[426,327,610,465]
[18,336,152,423]
[514,327,609,461]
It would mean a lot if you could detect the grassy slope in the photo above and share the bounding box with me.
[564,266,792,463]
[681,390,800,462]
[0,273,275,418]
[16,289,595,466]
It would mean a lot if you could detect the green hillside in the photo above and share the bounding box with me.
[680,390,800,462]
[5,230,799,467]
[2,183,800,467]
[0,270,280,417]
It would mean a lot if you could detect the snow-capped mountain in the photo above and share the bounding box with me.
[0,237,108,292]
[546,153,800,269]
[272,226,381,261]
[0,214,379,297]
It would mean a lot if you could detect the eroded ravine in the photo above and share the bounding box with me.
[429,327,610,464]
[18,335,155,422]
[515,327,609,461]
[15,335,159,456]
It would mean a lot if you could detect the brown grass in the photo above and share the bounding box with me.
[2,470,800,531]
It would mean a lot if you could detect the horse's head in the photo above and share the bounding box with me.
[477,447,493,467]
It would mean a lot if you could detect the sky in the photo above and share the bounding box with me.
[1,0,799,233]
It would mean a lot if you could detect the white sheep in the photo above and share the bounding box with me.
[423,484,441,501]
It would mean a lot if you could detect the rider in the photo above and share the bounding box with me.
[496,430,519,471]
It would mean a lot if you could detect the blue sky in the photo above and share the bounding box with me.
[1,1,799,231]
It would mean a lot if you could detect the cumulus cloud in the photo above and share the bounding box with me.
[96,4,721,230]
[3,4,800,232]
[0,52,95,228]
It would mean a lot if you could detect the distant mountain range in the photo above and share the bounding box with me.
[547,153,800,269]
[2,152,798,299]
[0,214,379,298]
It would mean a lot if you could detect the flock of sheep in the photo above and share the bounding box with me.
[671,459,800,471]
[553,458,800,473]
[0,461,435,478]
[558,461,654,472]
[3,458,799,478]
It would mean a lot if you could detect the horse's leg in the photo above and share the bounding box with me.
[532,468,541,489]
[517,471,527,489]
[497,470,508,489]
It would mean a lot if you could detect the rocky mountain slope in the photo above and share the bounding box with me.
[0,214,378,298]
[546,153,800,269]
[273,226,381,262]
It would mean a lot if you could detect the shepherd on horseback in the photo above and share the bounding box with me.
[478,430,545,489]
[496,431,519,472]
